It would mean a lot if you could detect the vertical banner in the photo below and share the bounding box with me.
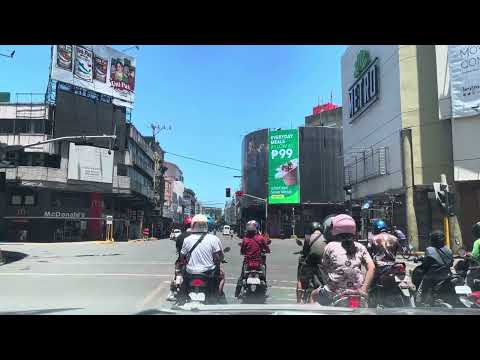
[268,129,300,204]
[449,45,480,118]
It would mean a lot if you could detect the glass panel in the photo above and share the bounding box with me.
[11,195,22,205]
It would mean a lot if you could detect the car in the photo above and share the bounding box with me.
[223,225,231,236]
[170,229,182,240]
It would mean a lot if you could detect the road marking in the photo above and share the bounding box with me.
[0,272,171,278]
[138,282,170,310]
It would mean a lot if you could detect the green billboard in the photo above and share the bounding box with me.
[267,129,300,204]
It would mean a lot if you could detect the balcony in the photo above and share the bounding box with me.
[344,147,388,186]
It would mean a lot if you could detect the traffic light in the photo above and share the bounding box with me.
[226,188,231,198]
[433,182,455,216]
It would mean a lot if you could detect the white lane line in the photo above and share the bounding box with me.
[0,273,171,278]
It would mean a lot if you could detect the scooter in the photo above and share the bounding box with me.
[412,256,471,308]
[368,262,416,308]
[294,238,324,304]
[176,247,231,306]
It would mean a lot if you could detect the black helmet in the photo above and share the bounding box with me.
[473,222,480,239]
[429,230,445,248]
[310,221,323,234]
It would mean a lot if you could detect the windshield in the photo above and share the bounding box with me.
[0,45,479,315]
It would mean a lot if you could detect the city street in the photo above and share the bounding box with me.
[0,236,301,314]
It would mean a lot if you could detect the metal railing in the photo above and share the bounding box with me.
[344,147,389,186]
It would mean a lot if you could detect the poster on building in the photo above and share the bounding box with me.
[449,45,480,118]
[67,143,114,184]
[51,45,136,108]
[267,129,300,204]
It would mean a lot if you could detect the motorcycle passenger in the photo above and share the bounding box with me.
[167,219,192,301]
[370,219,400,266]
[296,221,327,303]
[414,230,453,306]
[177,214,227,303]
[310,214,376,305]
[235,220,270,298]
[470,222,480,263]
[392,226,407,244]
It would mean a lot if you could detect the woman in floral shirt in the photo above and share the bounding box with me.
[310,214,375,305]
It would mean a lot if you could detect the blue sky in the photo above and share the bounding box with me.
[0,45,347,207]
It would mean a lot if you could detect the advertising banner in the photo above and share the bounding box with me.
[51,45,136,108]
[268,129,300,204]
[67,143,114,184]
[449,45,480,118]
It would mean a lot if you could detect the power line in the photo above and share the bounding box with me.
[164,150,241,172]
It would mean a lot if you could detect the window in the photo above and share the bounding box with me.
[0,119,14,133]
[15,119,30,133]
[11,195,22,205]
[24,195,35,205]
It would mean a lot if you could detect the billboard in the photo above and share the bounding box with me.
[67,143,114,184]
[51,45,136,108]
[449,45,480,118]
[268,129,300,204]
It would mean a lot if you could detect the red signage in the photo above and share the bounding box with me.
[313,102,338,115]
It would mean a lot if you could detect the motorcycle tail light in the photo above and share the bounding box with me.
[395,263,406,275]
[470,291,480,305]
[348,296,361,308]
[190,278,206,287]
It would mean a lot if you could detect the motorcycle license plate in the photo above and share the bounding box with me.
[246,277,261,285]
[455,285,472,295]
[189,292,206,302]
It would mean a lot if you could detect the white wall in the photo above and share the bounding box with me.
[342,45,403,198]
[435,45,480,181]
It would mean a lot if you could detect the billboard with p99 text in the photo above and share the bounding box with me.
[268,129,300,204]
[51,45,136,108]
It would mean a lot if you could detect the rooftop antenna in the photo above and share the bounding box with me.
[330,90,333,104]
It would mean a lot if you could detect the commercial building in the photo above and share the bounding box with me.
[240,123,344,238]
[0,85,158,242]
[341,45,455,251]
[162,161,185,226]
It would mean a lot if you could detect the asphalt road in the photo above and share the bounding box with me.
[0,235,301,314]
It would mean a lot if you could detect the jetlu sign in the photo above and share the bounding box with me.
[348,50,379,122]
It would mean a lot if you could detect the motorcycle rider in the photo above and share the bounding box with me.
[469,222,480,262]
[235,220,270,298]
[296,221,328,303]
[370,219,400,266]
[309,214,375,305]
[166,219,192,301]
[414,230,453,306]
[177,214,227,303]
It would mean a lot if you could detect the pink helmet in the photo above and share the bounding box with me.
[331,214,356,236]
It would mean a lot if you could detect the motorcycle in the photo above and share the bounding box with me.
[411,256,471,308]
[176,246,231,306]
[294,238,324,304]
[330,290,369,308]
[237,239,271,304]
[368,262,416,308]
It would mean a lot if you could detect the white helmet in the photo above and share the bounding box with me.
[191,214,209,233]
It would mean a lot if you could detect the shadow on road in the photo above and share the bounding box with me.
[0,308,83,315]
[1,250,28,265]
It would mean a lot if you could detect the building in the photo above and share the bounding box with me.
[341,45,454,251]
[224,199,237,226]
[162,161,185,226]
[305,103,342,128]
[0,84,157,242]
[240,125,344,238]
[183,188,197,218]
[202,206,223,223]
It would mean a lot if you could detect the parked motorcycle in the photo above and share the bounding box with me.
[411,256,470,308]
[368,262,416,308]
[176,247,231,306]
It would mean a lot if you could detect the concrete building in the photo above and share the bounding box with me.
[0,86,158,242]
[305,104,342,128]
[224,199,237,226]
[341,45,453,251]
[183,188,197,217]
[162,161,185,225]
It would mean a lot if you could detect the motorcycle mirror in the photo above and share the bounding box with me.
[224,247,231,253]
[296,239,303,247]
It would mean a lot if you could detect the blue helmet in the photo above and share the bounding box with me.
[372,219,387,234]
